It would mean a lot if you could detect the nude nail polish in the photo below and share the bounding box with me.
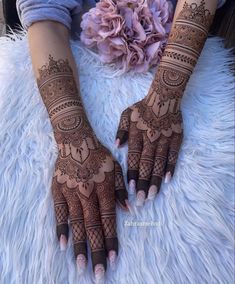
[115,138,120,148]
[128,179,136,194]
[59,234,67,251]
[94,264,105,284]
[108,250,117,271]
[164,172,172,183]
[76,254,87,275]
[147,185,157,200]
[125,199,134,215]
[136,190,145,207]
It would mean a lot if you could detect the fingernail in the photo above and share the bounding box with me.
[125,199,134,215]
[76,254,87,275]
[108,250,117,271]
[59,234,67,251]
[94,264,105,284]
[115,138,120,148]
[147,185,157,200]
[136,190,146,207]
[128,179,136,194]
[164,172,172,183]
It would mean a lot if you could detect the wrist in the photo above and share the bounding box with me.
[53,111,95,141]
[144,75,183,117]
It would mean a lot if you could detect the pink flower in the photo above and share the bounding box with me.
[97,37,128,63]
[80,0,173,73]
[125,43,147,72]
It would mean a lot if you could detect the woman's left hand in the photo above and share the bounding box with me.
[115,93,183,206]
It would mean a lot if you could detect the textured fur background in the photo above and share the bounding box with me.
[0,34,234,284]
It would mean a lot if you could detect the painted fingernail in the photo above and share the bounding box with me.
[125,199,132,211]
[147,185,157,200]
[115,138,120,148]
[94,264,105,284]
[136,190,146,207]
[128,179,136,194]
[164,172,172,183]
[59,234,67,251]
[76,254,87,275]
[108,250,117,271]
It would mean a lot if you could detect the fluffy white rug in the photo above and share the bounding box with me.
[0,33,234,284]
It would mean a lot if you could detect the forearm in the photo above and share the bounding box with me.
[28,21,88,131]
[146,0,218,115]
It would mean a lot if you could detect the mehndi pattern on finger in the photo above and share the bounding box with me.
[37,55,121,270]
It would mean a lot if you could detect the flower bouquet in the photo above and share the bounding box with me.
[80,0,173,73]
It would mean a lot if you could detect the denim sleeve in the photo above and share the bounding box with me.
[217,0,226,9]
[16,0,83,30]
[170,0,226,10]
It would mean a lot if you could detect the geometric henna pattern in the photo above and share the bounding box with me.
[141,0,213,141]
[116,107,131,144]
[54,204,68,226]
[116,1,215,197]
[152,159,166,177]
[37,56,127,271]
[86,226,105,251]
[71,221,86,243]
[102,216,116,239]
[114,162,128,208]
[168,151,178,165]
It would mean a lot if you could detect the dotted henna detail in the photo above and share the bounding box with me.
[116,0,214,198]
[178,1,213,31]
[37,55,122,269]
[131,1,213,144]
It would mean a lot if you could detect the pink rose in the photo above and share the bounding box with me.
[80,0,173,73]
[123,43,146,72]
[98,14,125,39]
[96,0,117,14]
[97,37,128,63]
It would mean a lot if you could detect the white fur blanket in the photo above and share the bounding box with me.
[0,34,234,284]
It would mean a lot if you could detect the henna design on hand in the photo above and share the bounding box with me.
[116,1,214,201]
[37,56,128,271]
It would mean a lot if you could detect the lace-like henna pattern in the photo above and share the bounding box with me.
[134,0,213,141]
[52,178,69,239]
[116,1,215,195]
[37,55,126,270]
[114,162,128,208]
[116,108,131,144]
[127,121,143,182]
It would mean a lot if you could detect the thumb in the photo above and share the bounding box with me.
[115,107,132,146]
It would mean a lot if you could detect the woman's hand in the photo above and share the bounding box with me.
[52,110,128,275]
[34,51,128,279]
[116,86,183,205]
[116,0,218,206]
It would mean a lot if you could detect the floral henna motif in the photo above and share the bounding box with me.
[37,55,127,270]
[133,0,213,142]
[116,1,215,197]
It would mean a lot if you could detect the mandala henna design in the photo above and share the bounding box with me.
[116,1,215,197]
[135,0,214,142]
[37,55,128,271]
